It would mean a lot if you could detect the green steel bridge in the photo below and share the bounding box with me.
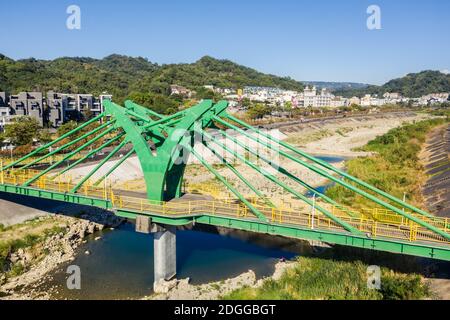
[0,100,449,284]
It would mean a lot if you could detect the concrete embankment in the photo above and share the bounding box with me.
[421,124,450,218]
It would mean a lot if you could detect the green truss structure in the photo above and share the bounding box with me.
[0,99,449,261]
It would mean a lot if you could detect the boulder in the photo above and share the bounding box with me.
[153,279,178,294]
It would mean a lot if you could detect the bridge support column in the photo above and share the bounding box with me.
[153,224,176,291]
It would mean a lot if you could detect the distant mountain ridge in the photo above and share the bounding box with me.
[334,70,450,98]
[1,54,448,101]
[0,54,304,102]
[303,81,370,91]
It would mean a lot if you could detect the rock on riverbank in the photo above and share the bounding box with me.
[0,212,123,300]
[148,261,296,300]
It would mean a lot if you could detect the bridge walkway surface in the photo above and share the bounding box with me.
[1,168,449,261]
[1,100,450,276]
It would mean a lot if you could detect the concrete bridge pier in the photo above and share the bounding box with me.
[135,216,177,291]
[153,225,177,285]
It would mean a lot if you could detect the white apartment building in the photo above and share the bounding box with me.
[419,93,449,105]
[348,96,361,106]
[361,94,386,107]
[330,96,347,108]
[303,86,333,107]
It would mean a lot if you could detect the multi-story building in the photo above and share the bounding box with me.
[302,86,333,108]
[9,92,45,126]
[0,92,9,115]
[0,92,10,130]
[330,96,347,108]
[0,91,113,129]
[419,93,450,105]
[92,94,112,116]
[62,93,79,122]
[348,96,361,106]
[170,85,193,98]
[77,94,94,115]
[46,91,66,127]
[303,86,317,107]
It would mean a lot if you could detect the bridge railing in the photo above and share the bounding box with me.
[182,181,450,234]
[0,170,111,200]
[1,169,449,245]
[0,154,84,168]
[112,194,450,245]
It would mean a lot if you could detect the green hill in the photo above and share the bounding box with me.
[335,70,450,98]
[0,54,304,102]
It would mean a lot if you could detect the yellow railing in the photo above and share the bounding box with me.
[111,194,450,245]
[1,169,449,246]
[0,170,111,200]
[0,154,83,168]
[331,205,449,232]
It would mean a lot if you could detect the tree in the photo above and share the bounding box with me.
[57,121,78,137]
[38,130,53,144]
[247,103,271,120]
[3,117,40,146]
[126,92,179,115]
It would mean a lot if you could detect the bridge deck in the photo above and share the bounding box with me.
[1,170,450,261]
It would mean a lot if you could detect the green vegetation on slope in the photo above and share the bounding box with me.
[0,218,67,283]
[222,257,429,300]
[326,118,448,210]
[335,70,450,98]
[0,54,304,104]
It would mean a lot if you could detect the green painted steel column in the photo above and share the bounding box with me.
[216,128,355,217]
[225,114,435,219]
[23,126,117,186]
[1,113,106,171]
[199,128,363,235]
[181,141,269,223]
[215,116,450,241]
[94,149,135,186]
[71,140,129,193]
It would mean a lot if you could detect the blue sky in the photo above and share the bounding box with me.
[0,0,449,84]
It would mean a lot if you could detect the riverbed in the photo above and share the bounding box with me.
[37,155,346,300]
[41,224,306,300]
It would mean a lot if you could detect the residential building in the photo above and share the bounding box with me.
[46,91,65,127]
[361,94,386,107]
[61,93,78,122]
[93,94,112,116]
[302,86,333,108]
[0,92,10,130]
[9,92,45,126]
[330,96,347,108]
[348,96,361,106]
[383,92,402,100]
[77,94,94,115]
[419,93,450,105]
[170,85,193,98]
[303,86,317,107]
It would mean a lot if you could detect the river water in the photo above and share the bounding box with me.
[42,155,346,300]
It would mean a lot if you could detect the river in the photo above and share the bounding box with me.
[40,155,346,300]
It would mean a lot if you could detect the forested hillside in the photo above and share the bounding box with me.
[335,71,450,98]
[0,54,304,103]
